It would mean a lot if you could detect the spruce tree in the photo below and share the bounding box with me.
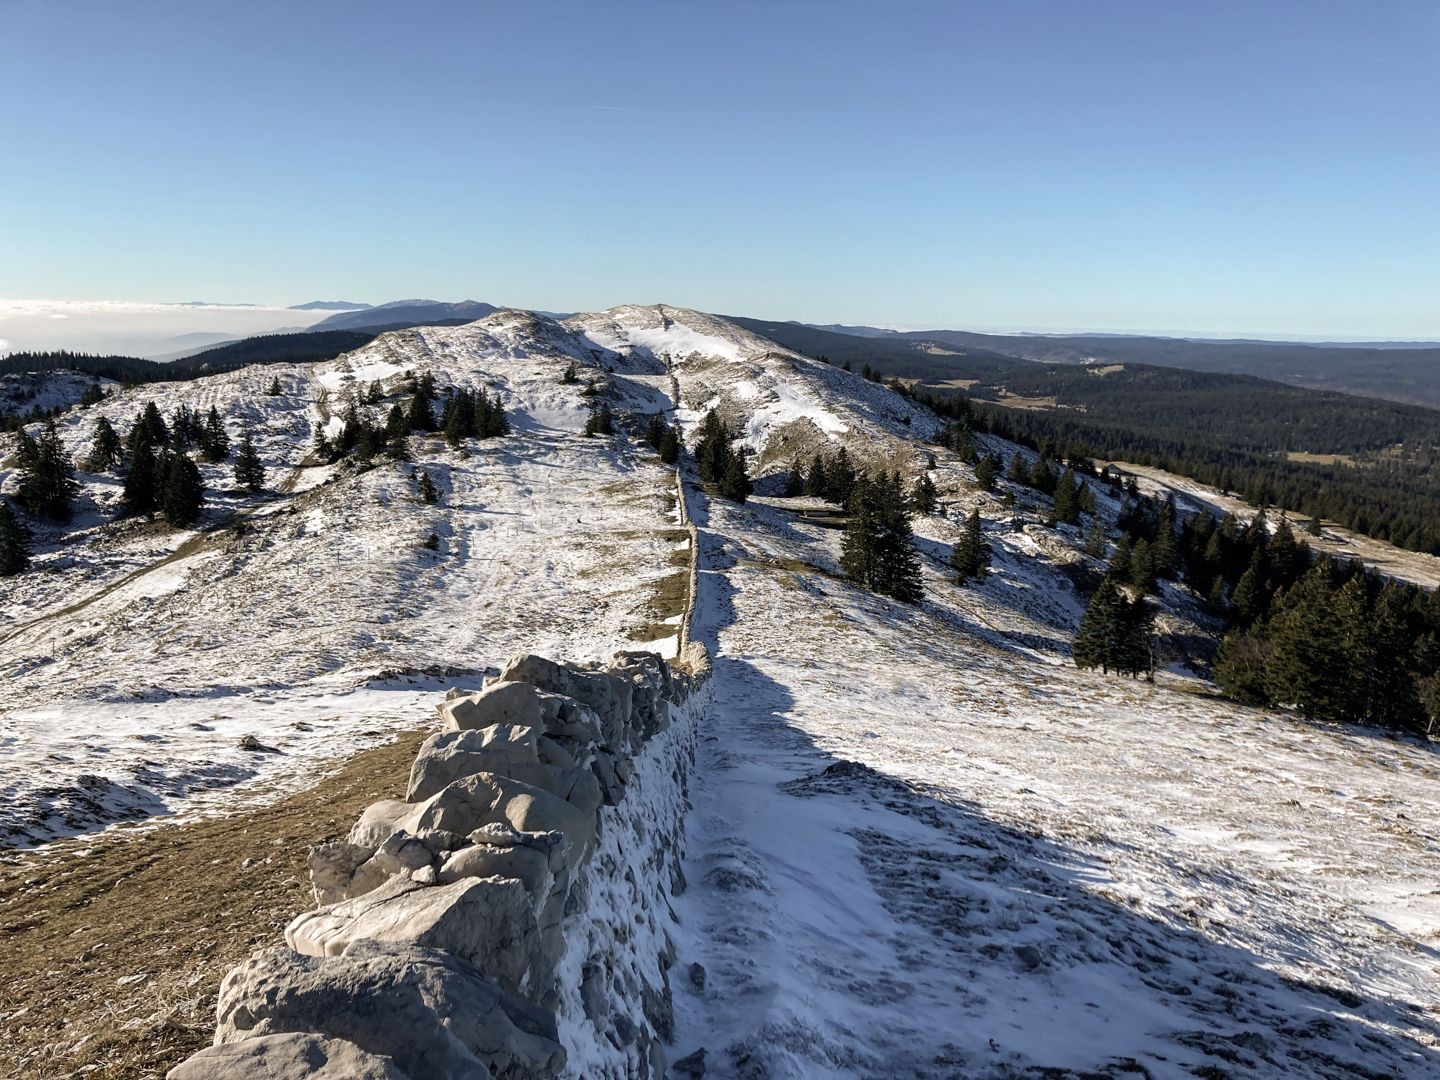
[658,424,680,465]
[1214,629,1272,704]
[234,432,266,492]
[842,474,923,603]
[909,473,938,516]
[417,469,440,505]
[0,498,32,576]
[825,447,858,504]
[1082,516,1108,559]
[719,447,752,503]
[1006,454,1030,486]
[267,376,284,396]
[157,449,204,526]
[199,406,230,463]
[804,453,828,498]
[123,424,160,514]
[951,508,989,583]
[1051,469,1081,526]
[584,402,614,437]
[783,461,805,497]
[1074,579,1125,674]
[645,413,666,450]
[1263,567,1350,722]
[16,421,79,521]
[974,453,999,492]
[139,401,169,446]
[87,416,124,473]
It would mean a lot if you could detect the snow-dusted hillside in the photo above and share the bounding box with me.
[671,465,1440,1077]
[3,305,1438,1076]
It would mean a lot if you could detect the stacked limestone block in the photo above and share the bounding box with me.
[168,644,711,1080]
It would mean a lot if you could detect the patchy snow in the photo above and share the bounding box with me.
[5,306,1440,1079]
[0,317,691,847]
[669,485,1440,1078]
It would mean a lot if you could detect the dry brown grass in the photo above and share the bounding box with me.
[0,729,427,1080]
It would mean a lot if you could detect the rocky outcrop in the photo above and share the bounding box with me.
[169,644,712,1079]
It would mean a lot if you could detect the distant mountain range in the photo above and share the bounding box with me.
[792,322,1440,409]
[289,301,373,311]
[307,299,501,331]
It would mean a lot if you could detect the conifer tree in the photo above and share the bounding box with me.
[139,401,169,446]
[658,424,680,465]
[1229,552,1266,627]
[1074,579,1125,674]
[842,473,923,603]
[951,508,989,583]
[1083,516,1108,559]
[87,415,124,473]
[123,423,160,514]
[719,447,752,503]
[15,421,79,521]
[561,361,579,384]
[267,376,284,396]
[407,374,439,432]
[417,469,440,505]
[974,453,1000,492]
[0,498,32,576]
[909,473,938,516]
[157,449,204,526]
[1006,454,1030,486]
[1051,468,1081,526]
[234,432,266,492]
[645,413,666,450]
[584,402,614,437]
[1263,567,1350,722]
[1130,537,1157,594]
[385,402,411,442]
[199,406,230,463]
[825,447,858,505]
[1214,627,1272,704]
[783,461,805,497]
[804,453,828,498]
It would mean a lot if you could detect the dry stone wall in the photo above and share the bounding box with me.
[169,643,713,1080]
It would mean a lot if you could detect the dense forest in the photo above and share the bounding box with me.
[739,319,1440,556]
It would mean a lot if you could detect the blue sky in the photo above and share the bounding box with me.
[2,0,1437,337]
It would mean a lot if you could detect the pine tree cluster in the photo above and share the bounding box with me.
[643,414,681,464]
[841,471,924,604]
[694,410,751,503]
[14,421,79,521]
[800,446,858,504]
[1073,578,1154,677]
[442,386,510,448]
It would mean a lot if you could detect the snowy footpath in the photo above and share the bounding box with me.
[669,497,1440,1078]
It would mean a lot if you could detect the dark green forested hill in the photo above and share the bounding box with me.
[733,317,1440,555]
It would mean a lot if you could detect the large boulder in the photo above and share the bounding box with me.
[406,726,542,802]
[410,772,598,863]
[168,1033,409,1080]
[496,654,633,749]
[286,875,541,994]
[439,681,543,732]
[349,800,413,849]
[307,841,374,906]
[214,941,564,1080]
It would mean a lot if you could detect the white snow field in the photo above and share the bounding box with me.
[3,305,1439,1077]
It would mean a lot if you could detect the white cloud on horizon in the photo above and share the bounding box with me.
[0,298,334,357]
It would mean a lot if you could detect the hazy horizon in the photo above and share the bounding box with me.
[3,1,1437,341]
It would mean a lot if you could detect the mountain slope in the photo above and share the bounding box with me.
[307,299,501,332]
[3,305,1438,1077]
